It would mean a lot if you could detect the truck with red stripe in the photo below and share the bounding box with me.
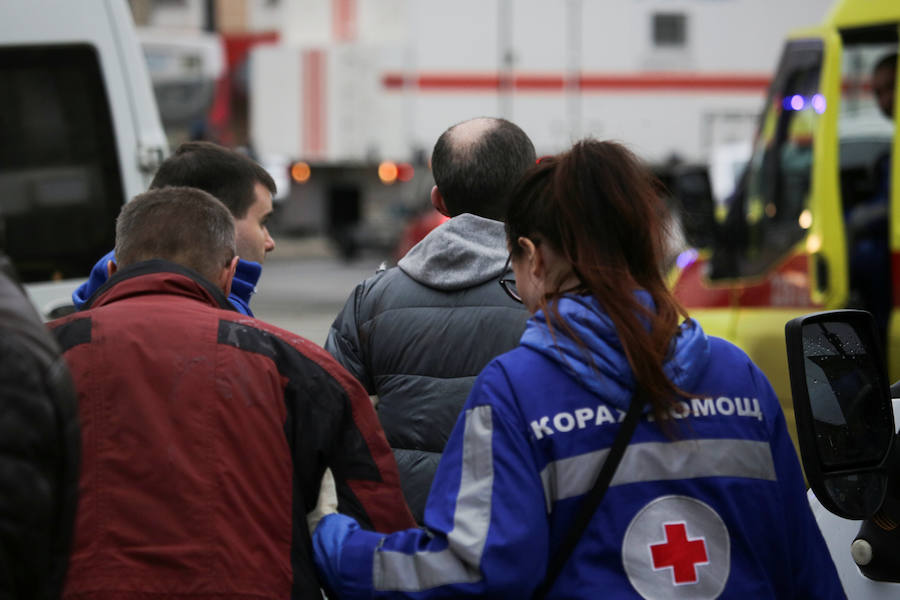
[243,0,831,256]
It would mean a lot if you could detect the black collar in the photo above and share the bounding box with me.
[82,259,236,311]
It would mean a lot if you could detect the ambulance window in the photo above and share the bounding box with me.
[712,40,822,279]
[838,28,897,340]
[0,44,122,283]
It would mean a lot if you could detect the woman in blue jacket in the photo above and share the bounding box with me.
[313,139,844,599]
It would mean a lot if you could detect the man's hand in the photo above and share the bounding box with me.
[307,468,339,534]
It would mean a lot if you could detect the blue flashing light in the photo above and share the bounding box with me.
[675,248,699,270]
[782,94,807,111]
[812,94,826,114]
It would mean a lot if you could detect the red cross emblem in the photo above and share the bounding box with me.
[649,522,709,584]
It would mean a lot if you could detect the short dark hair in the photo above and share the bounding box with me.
[115,187,235,283]
[431,117,536,220]
[149,141,276,219]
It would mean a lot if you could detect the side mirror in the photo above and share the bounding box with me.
[785,309,895,520]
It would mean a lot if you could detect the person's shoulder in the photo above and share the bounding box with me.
[336,263,398,303]
[361,263,408,291]
[705,335,754,365]
[697,335,766,384]
[493,343,551,371]
[218,312,360,389]
[372,261,521,308]
[474,345,550,390]
[696,335,777,399]
[218,312,326,356]
[348,264,426,314]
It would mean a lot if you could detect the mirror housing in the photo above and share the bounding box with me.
[785,309,895,520]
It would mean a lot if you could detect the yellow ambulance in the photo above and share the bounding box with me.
[670,0,900,426]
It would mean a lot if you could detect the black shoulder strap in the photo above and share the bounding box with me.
[533,387,648,599]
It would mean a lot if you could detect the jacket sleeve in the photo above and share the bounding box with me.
[0,330,80,600]
[325,282,375,394]
[754,364,846,600]
[315,360,549,599]
[321,353,416,533]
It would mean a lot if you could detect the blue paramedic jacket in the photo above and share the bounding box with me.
[71,249,261,316]
[314,293,845,599]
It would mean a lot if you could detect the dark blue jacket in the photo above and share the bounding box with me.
[314,293,845,599]
[71,250,261,316]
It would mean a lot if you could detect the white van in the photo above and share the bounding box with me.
[0,0,167,318]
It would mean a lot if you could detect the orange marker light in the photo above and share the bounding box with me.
[291,161,311,183]
[379,161,399,184]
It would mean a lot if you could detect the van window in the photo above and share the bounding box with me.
[711,40,823,280]
[838,28,897,341]
[0,44,123,282]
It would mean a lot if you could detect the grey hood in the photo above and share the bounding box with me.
[398,213,508,290]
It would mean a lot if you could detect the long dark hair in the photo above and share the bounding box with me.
[506,139,689,421]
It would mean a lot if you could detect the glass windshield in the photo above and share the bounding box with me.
[711,40,823,280]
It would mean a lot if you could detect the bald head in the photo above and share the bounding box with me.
[431,117,535,220]
[444,117,497,148]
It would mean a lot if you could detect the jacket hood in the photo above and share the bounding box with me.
[398,213,508,290]
[520,293,710,411]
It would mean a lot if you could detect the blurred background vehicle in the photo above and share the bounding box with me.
[127,0,831,259]
[1,0,167,318]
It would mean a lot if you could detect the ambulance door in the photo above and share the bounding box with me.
[717,38,830,404]
[832,27,898,380]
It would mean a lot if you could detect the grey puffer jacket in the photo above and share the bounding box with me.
[326,214,528,523]
[0,256,80,600]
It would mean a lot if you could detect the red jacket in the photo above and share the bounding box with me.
[49,260,414,600]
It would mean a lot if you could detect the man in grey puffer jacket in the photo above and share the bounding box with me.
[326,117,533,523]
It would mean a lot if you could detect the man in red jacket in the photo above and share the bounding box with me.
[49,187,413,600]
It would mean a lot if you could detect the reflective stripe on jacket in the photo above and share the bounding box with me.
[322,297,844,599]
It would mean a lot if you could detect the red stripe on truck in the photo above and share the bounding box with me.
[333,0,357,42]
[303,50,326,157]
[382,72,770,93]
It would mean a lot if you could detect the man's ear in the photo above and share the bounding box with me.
[431,186,450,217]
[106,259,117,279]
[218,255,239,297]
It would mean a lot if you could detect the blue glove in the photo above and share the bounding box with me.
[313,512,361,595]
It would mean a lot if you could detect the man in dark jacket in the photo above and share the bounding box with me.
[0,253,79,599]
[71,141,277,316]
[325,117,534,523]
[50,187,413,600]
